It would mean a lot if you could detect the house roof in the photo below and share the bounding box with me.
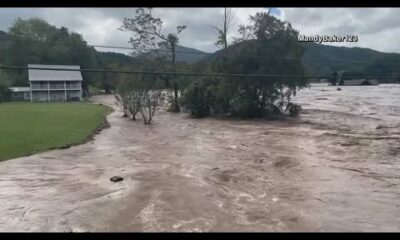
[28,64,83,82]
[9,87,30,92]
[343,79,379,86]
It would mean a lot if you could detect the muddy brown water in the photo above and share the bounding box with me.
[0,83,399,232]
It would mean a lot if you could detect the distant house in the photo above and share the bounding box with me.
[28,64,83,102]
[342,79,379,86]
[9,87,30,101]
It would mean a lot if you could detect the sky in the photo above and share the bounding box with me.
[0,8,400,55]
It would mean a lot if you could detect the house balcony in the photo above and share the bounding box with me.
[49,84,65,89]
[31,85,49,90]
[31,83,82,91]
[66,84,81,90]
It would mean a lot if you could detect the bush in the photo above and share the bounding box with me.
[181,80,212,118]
[182,78,303,119]
[286,102,302,116]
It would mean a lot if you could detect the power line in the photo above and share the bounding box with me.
[0,65,318,78]
[0,37,393,65]
[1,65,399,80]
[0,37,208,54]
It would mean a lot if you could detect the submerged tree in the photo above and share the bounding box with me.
[138,87,165,125]
[127,90,141,121]
[183,10,308,118]
[116,73,165,125]
[115,77,131,118]
[120,8,186,112]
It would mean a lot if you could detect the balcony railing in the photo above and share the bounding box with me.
[31,83,81,90]
[31,85,48,90]
[49,84,65,89]
[66,84,81,89]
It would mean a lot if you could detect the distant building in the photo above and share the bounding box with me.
[28,64,83,102]
[342,79,379,86]
[8,87,30,101]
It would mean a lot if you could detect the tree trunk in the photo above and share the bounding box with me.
[173,82,179,112]
[141,107,148,124]
[171,43,180,112]
[148,99,152,123]
[223,8,228,49]
[123,108,128,118]
[171,43,176,64]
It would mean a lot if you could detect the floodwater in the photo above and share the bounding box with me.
[0,83,399,232]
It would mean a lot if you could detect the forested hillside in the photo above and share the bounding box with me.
[201,40,400,82]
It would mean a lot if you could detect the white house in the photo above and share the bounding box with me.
[28,64,83,102]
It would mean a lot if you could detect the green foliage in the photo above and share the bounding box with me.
[0,70,10,102]
[181,79,213,118]
[184,12,309,119]
[286,102,302,116]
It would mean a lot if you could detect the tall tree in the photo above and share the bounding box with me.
[233,8,289,44]
[120,8,186,112]
[208,8,234,49]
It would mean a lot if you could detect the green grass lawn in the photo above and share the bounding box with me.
[0,102,112,161]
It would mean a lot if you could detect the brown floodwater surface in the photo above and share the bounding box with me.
[0,83,399,231]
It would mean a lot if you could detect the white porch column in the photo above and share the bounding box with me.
[64,81,67,101]
[29,81,33,102]
[47,81,50,102]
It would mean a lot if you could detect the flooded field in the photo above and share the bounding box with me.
[0,83,399,232]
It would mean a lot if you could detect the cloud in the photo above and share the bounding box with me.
[1,8,400,54]
[0,8,270,54]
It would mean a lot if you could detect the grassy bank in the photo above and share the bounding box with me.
[0,102,112,161]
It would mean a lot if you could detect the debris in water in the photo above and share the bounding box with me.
[337,87,342,91]
[376,124,386,130]
[110,176,124,182]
